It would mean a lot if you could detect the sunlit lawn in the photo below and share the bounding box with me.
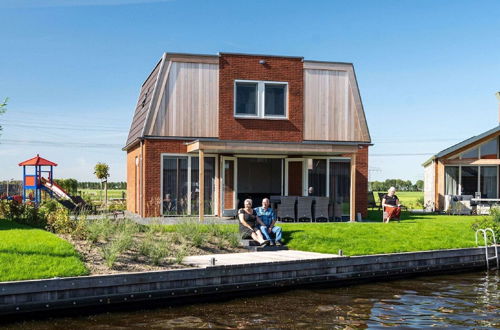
[281,211,479,256]
[375,191,423,207]
[79,189,126,201]
[0,220,88,282]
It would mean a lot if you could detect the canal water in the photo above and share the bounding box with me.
[5,271,499,329]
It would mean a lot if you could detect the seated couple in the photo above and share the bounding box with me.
[238,198,283,247]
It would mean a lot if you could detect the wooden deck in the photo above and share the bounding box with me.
[183,250,339,267]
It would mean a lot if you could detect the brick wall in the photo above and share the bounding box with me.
[218,54,303,142]
[355,146,369,218]
[142,139,188,217]
[126,145,141,214]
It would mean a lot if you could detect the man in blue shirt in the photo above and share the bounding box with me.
[255,198,283,246]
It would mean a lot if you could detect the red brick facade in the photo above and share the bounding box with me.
[355,146,369,218]
[218,54,303,142]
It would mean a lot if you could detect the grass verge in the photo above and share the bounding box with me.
[0,220,88,282]
[281,212,478,256]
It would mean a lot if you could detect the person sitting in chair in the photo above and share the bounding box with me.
[238,199,269,246]
[255,198,283,246]
[382,187,401,223]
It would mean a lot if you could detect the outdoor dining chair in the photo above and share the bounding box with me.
[278,196,297,222]
[297,196,313,222]
[313,196,330,222]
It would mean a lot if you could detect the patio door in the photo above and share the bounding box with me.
[285,159,305,196]
[221,157,237,216]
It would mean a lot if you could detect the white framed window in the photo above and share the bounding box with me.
[234,80,288,119]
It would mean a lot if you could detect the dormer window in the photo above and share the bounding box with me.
[234,80,287,119]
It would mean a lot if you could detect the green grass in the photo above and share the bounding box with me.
[280,212,478,256]
[375,191,423,206]
[79,189,126,201]
[0,220,88,282]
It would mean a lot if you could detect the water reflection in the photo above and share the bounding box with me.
[5,271,499,329]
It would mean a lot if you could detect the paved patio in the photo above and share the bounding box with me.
[183,250,339,267]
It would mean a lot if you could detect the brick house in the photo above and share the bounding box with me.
[124,52,371,220]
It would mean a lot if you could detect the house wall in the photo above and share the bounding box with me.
[218,54,304,142]
[303,67,369,142]
[423,161,435,211]
[146,61,219,138]
[355,146,369,218]
[126,145,141,214]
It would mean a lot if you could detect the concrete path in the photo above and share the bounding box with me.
[183,250,339,267]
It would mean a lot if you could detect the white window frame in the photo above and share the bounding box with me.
[234,80,288,119]
[160,153,217,217]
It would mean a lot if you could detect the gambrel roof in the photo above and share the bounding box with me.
[125,52,371,150]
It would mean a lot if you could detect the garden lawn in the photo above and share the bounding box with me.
[375,191,423,207]
[280,213,478,256]
[79,189,125,201]
[0,220,88,282]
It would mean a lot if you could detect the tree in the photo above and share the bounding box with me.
[415,180,424,191]
[94,163,110,206]
[0,98,7,138]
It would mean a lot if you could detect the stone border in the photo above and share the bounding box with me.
[0,247,495,317]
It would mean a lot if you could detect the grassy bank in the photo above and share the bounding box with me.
[0,220,88,282]
[281,212,478,256]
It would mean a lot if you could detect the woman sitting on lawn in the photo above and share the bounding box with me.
[238,199,269,246]
[382,187,401,223]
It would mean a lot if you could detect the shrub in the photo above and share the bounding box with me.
[101,231,134,269]
[471,207,500,243]
[139,233,169,266]
[0,200,47,228]
[45,208,73,234]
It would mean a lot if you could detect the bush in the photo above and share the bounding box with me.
[139,232,169,266]
[0,200,48,228]
[101,231,134,268]
[45,208,73,234]
[471,207,500,243]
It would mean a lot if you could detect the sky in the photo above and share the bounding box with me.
[1,0,499,182]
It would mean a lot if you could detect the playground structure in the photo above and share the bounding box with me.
[17,155,89,211]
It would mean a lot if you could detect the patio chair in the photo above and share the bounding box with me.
[382,206,401,223]
[297,197,313,222]
[367,191,379,210]
[277,196,296,222]
[313,197,329,222]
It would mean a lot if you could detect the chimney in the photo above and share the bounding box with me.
[496,92,500,124]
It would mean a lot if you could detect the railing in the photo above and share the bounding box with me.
[475,228,499,270]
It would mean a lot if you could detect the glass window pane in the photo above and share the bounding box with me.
[237,158,282,208]
[235,82,257,115]
[480,166,497,198]
[481,138,498,159]
[162,156,188,215]
[307,159,326,197]
[445,166,459,195]
[461,147,478,160]
[329,160,350,218]
[265,84,286,116]
[190,157,215,215]
[461,166,478,196]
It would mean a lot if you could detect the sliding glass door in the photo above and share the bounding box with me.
[329,160,351,218]
[162,155,215,216]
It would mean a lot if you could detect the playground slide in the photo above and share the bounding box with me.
[40,178,72,200]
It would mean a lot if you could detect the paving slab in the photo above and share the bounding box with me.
[183,250,339,267]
